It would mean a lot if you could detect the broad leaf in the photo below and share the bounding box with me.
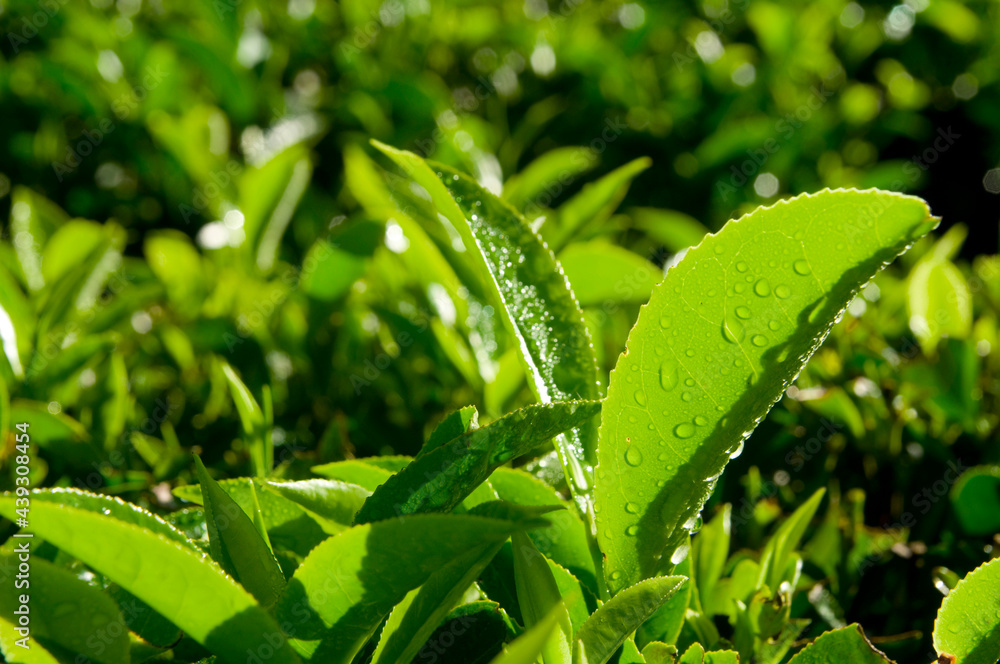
[311,459,395,490]
[354,400,601,524]
[195,455,286,608]
[934,558,1000,664]
[0,496,301,664]
[264,479,370,533]
[0,554,129,664]
[950,465,1000,536]
[373,141,600,504]
[0,615,61,664]
[787,624,891,663]
[276,512,544,664]
[31,488,199,551]
[560,242,662,307]
[595,189,935,592]
[575,576,688,664]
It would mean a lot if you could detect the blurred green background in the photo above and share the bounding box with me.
[0,0,998,661]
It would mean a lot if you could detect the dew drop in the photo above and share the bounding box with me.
[729,440,745,459]
[660,360,679,391]
[657,452,669,461]
[681,391,693,402]
[734,283,746,294]
[694,415,708,426]
[751,334,768,347]
[659,314,672,329]
[674,422,696,439]
[625,502,640,514]
[754,278,771,297]
[626,525,639,536]
[685,378,695,386]
[735,306,752,319]
[736,261,749,273]
[685,348,696,357]
[611,570,622,580]
[775,284,792,299]
[625,446,643,467]
[670,542,691,564]
[768,319,780,331]
[793,259,812,276]
[722,315,746,344]
[634,390,648,407]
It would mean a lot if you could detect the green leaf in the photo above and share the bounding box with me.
[276,512,541,664]
[908,259,972,352]
[950,465,1000,536]
[310,459,395,490]
[490,605,571,664]
[372,141,600,506]
[220,361,271,477]
[934,558,1000,664]
[425,405,480,453]
[0,496,301,664]
[549,157,652,252]
[239,144,313,272]
[595,189,935,593]
[194,456,286,608]
[630,208,710,254]
[31,488,199,551]
[354,400,601,524]
[173,479,328,557]
[0,554,129,664]
[677,643,740,663]
[145,230,206,312]
[575,576,688,664]
[503,147,598,209]
[490,467,598,595]
[636,549,692,647]
[263,479,371,533]
[693,504,731,613]
[371,540,508,664]
[787,624,891,663]
[512,532,573,664]
[757,489,825,592]
[559,242,662,307]
[0,261,33,379]
[9,186,68,293]
[0,614,61,664]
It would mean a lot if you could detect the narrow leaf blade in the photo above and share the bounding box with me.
[354,400,601,524]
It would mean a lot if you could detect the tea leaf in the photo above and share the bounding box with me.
[595,189,935,592]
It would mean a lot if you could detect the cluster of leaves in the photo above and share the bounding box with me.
[1,141,998,664]
[0,0,999,662]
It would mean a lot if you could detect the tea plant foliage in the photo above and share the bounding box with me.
[594,190,936,592]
